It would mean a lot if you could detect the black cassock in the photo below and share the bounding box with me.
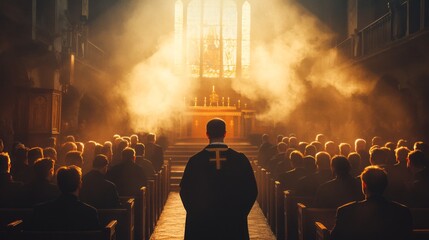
[180,143,258,240]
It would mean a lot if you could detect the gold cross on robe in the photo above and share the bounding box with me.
[206,148,228,170]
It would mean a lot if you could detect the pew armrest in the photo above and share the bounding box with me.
[104,220,118,240]
[315,221,330,240]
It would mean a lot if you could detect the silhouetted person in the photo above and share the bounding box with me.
[82,141,96,174]
[278,150,306,190]
[339,143,351,157]
[325,141,338,157]
[18,147,43,184]
[59,141,78,166]
[106,148,147,196]
[145,133,164,172]
[348,152,362,177]
[258,134,274,168]
[29,165,100,231]
[330,166,412,240]
[112,139,128,166]
[135,143,156,179]
[355,138,370,167]
[296,151,332,197]
[267,142,287,177]
[372,136,383,147]
[0,152,23,207]
[304,144,317,157]
[10,146,29,183]
[130,134,139,149]
[80,154,121,209]
[19,158,60,207]
[315,134,327,146]
[180,118,257,240]
[390,146,411,182]
[313,155,363,208]
[65,150,84,169]
[407,150,429,207]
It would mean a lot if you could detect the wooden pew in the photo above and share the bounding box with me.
[261,168,268,216]
[146,179,156,237]
[296,203,336,240]
[268,173,275,232]
[99,197,134,240]
[274,181,285,240]
[120,186,147,240]
[0,208,32,228]
[7,219,117,240]
[315,221,330,240]
[283,191,312,240]
[315,221,429,240]
[257,165,263,205]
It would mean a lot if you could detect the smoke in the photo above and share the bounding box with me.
[233,0,376,127]
[119,37,192,132]
[99,0,387,140]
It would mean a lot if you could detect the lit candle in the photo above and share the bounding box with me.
[194,97,197,107]
[227,97,230,107]
[204,97,207,107]
[222,97,225,106]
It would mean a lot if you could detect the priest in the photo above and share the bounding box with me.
[180,118,258,240]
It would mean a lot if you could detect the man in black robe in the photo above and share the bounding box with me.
[180,118,258,240]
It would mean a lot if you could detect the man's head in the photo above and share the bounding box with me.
[395,146,410,164]
[407,150,427,172]
[354,138,367,152]
[0,153,11,173]
[360,166,388,196]
[28,147,44,166]
[370,147,388,166]
[147,133,156,143]
[34,158,55,180]
[43,147,57,161]
[130,134,139,145]
[277,142,287,153]
[93,154,109,174]
[135,143,145,156]
[206,118,226,140]
[289,150,304,168]
[122,147,136,162]
[331,155,351,178]
[65,151,83,168]
[315,151,331,170]
[57,165,82,194]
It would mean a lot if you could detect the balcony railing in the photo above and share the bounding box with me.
[337,0,428,60]
[65,26,105,69]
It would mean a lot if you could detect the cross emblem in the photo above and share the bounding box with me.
[206,148,228,170]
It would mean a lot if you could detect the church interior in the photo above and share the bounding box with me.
[1,0,429,239]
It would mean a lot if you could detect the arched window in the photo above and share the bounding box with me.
[175,0,251,79]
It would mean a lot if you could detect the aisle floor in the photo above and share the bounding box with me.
[150,192,276,240]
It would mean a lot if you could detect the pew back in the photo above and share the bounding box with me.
[297,203,336,240]
[284,191,312,240]
[99,198,134,240]
[7,219,117,240]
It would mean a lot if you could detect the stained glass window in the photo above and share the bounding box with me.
[176,0,250,79]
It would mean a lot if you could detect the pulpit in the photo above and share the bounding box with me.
[15,88,62,146]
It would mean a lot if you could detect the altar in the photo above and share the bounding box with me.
[177,87,256,139]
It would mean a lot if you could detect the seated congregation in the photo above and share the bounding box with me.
[256,133,429,240]
[0,134,168,240]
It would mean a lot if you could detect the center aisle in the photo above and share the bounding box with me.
[150,192,276,240]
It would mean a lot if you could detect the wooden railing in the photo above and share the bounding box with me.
[337,0,429,60]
